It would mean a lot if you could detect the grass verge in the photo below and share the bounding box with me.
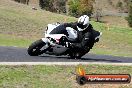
[0,34,32,48]
[0,65,132,88]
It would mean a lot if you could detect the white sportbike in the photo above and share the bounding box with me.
[27,23,102,59]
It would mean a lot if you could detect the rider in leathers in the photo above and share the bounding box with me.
[51,15,97,58]
[64,15,97,58]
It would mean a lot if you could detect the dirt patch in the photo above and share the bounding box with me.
[101,16,128,27]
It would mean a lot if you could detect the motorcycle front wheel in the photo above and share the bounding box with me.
[27,39,48,56]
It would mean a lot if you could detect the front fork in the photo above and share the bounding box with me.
[41,37,57,48]
[41,38,50,49]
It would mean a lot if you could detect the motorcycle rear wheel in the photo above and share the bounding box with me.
[27,39,47,56]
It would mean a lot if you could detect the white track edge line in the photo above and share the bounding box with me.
[0,62,132,65]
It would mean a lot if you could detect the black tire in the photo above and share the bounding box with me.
[27,39,46,56]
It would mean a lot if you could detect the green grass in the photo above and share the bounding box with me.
[0,0,76,39]
[90,22,132,57]
[0,34,32,47]
[0,0,132,57]
[0,65,132,88]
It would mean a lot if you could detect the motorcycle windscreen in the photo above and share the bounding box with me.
[49,24,69,36]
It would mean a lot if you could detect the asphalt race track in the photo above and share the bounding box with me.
[0,46,132,63]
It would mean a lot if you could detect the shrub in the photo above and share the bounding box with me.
[39,0,66,13]
[68,0,94,17]
[126,0,132,27]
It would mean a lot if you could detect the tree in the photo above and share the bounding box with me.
[26,0,29,5]
[14,0,20,3]
[68,0,94,17]
[52,0,66,13]
[20,0,26,4]
[78,0,95,17]
[107,0,113,5]
[39,0,51,10]
[95,9,102,22]
[116,0,123,12]
[93,0,102,22]
[126,0,132,27]
[39,0,66,13]
[13,0,29,4]
[68,0,80,17]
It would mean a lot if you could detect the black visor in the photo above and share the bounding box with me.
[77,23,88,29]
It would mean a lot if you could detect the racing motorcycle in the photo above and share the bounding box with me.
[27,23,102,59]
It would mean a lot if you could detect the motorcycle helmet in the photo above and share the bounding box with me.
[77,15,90,31]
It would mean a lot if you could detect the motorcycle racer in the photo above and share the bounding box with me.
[28,15,101,59]
[51,15,98,58]
[67,15,97,58]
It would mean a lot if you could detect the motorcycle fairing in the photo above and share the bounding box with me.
[66,27,77,39]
